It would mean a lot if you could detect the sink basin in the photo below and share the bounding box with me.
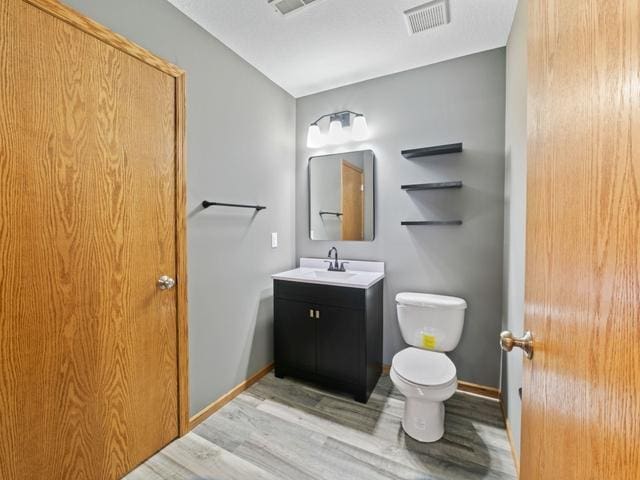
[272,258,385,289]
[312,270,357,280]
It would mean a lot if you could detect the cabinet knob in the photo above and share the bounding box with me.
[315,310,320,319]
[309,309,314,318]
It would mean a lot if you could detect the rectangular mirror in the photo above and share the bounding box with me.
[309,150,375,241]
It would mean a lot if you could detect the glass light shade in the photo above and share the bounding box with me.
[306,124,324,148]
[328,119,345,145]
[351,115,369,141]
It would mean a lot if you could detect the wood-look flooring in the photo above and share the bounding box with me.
[125,373,517,479]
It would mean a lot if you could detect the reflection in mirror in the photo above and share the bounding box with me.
[309,150,375,241]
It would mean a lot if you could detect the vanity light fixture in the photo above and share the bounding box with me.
[351,114,369,141]
[306,123,324,148]
[306,110,370,148]
[327,119,346,145]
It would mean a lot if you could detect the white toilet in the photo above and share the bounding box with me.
[390,292,467,442]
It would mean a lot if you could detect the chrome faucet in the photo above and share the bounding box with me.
[327,247,347,272]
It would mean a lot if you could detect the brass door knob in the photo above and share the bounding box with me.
[500,330,534,359]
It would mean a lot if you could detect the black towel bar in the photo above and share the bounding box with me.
[202,201,266,211]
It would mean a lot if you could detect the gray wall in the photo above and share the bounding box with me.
[502,0,527,457]
[296,49,506,388]
[64,0,296,415]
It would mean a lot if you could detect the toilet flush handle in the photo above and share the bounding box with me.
[500,331,534,359]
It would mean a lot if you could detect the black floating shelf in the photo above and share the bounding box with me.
[401,181,463,191]
[401,220,463,226]
[401,142,463,159]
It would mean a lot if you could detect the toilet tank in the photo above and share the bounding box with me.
[396,293,467,352]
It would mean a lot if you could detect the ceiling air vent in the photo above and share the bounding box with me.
[404,0,450,35]
[268,0,320,16]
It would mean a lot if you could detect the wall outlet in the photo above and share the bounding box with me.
[271,232,278,248]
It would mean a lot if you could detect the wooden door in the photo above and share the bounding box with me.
[274,299,317,373]
[521,0,639,478]
[341,161,364,240]
[315,305,361,385]
[0,1,188,478]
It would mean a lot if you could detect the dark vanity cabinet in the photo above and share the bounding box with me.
[274,279,383,403]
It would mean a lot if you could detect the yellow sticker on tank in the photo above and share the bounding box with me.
[422,334,436,349]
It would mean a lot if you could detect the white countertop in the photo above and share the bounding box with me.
[272,258,384,289]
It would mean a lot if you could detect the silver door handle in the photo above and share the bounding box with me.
[158,275,176,290]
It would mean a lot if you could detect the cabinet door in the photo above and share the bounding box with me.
[275,299,316,372]
[316,306,362,384]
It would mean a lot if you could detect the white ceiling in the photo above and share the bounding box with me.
[166,0,518,98]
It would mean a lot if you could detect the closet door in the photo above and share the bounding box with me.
[0,0,186,478]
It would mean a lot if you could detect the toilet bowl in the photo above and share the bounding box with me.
[391,293,467,442]
[391,348,457,442]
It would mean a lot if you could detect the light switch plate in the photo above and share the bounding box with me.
[271,232,278,248]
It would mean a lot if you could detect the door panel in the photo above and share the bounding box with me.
[0,0,180,478]
[522,0,640,478]
[316,306,361,384]
[275,299,316,372]
[341,161,364,240]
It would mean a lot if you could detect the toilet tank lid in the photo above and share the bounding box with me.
[396,292,467,310]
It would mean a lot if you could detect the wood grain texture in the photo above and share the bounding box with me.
[0,0,187,477]
[523,0,640,478]
[23,0,183,77]
[174,73,190,437]
[340,160,364,240]
[456,381,500,400]
[188,363,275,431]
[127,373,517,479]
[128,432,280,480]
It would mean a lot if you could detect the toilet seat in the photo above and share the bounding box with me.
[391,347,457,387]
